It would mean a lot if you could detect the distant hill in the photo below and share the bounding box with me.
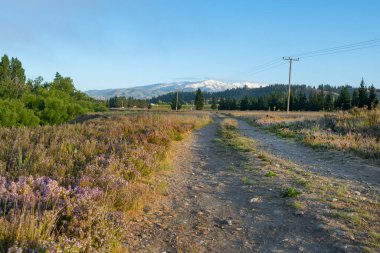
[85,80,265,99]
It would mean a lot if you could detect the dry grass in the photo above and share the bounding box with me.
[0,113,211,252]
[228,109,380,159]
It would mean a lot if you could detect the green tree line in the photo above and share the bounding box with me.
[0,54,107,126]
[107,96,149,108]
[217,80,378,111]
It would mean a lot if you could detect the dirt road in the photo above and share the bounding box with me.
[236,119,380,188]
[124,118,370,252]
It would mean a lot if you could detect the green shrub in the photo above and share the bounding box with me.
[266,171,277,177]
[282,187,302,197]
[0,99,40,126]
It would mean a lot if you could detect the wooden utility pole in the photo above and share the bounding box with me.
[283,57,299,113]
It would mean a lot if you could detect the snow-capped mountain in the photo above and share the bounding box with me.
[85,80,265,99]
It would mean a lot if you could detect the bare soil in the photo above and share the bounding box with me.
[123,117,377,252]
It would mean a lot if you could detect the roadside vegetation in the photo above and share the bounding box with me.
[0,113,211,252]
[217,117,380,252]
[230,108,380,158]
[0,54,107,127]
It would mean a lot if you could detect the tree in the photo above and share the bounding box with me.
[211,96,217,110]
[249,97,258,110]
[10,57,26,85]
[0,99,39,126]
[289,92,295,111]
[257,96,267,110]
[351,89,359,107]
[218,98,225,110]
[368,85,378,110]
[40,97,68,124]
[229,98,238,110]
[358,78,368,108]
[170,96,182,110]
[240,96,249,110]
[51,72,75,95]
[194,88,204,110]
[0,55,108,126]
[325,92,335,111]
[294,91,307,111]
[336,86,351,110]
[308,91,320,111]
[0,54,10,80]
[317,85,325,110]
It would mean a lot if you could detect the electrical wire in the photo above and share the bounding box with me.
[230,38,380,79]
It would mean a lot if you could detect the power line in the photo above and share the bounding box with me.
[233,58,283,78]
[300,43,380,59]
[231,38,380,80]
[291,38,380,58]
[244,62,286,77]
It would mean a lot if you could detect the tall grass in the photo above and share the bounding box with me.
[0,113,210,252]
[236,109,380,158]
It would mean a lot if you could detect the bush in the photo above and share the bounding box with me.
[0,54,108,127]
[282,187,302,197]
[39,97,68,124]
[0,99,40,126]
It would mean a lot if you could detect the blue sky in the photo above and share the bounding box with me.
[1,0,379,90]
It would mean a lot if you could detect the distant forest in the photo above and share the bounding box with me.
[150,82,379,111]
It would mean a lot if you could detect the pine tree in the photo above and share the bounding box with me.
[368,85,378,110]
[289,92,295,111]
[170,96,182,110]
[325,92,334,111]
[308,91,319,111]
[194,88,204,110]
[218,97,225,110]
[317,86,325,110]
[231,99,238,110]
[257,96,267,110]
[211,96,217,110]
[249,98,257,110]
[351,89,359,107]
[295,91,307,111]
[358,78,368,108]
[240,96,249,110]
[336,86,351,110]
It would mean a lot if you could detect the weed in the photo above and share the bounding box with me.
[331,211,363,225]
[258,154,270,162]
[296,178,309,187]
[227,165,237,172]
[157,181,169,196]
[282,187,302,198]
[290,200,304,209]
[265,171,277,177]
[241,176,254,185]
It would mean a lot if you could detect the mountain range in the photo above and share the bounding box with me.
[85,80,265,100]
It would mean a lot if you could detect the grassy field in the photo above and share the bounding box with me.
[227,109,380,159]
[0,113,211,252]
